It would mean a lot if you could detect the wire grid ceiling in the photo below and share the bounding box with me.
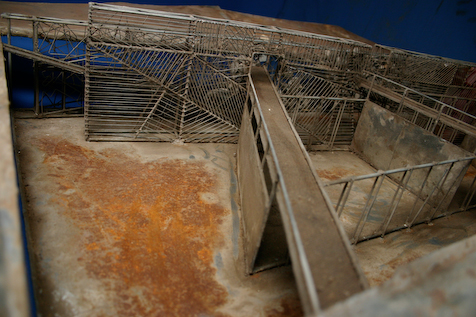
[85,3,371,142]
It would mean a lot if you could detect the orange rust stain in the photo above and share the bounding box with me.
[316,168,353,181]
[265,297,303,317]
[366,251,422,286]
[464,166,476,178]
[35,137,230,316]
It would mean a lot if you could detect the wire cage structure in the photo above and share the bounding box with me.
[364,45,476,146]
[3,3,476,316]
[84,3,371,142]
[2,13,87,117]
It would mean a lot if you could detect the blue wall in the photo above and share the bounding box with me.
[8,0,476,62]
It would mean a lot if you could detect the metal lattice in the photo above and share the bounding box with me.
[367,44,476,100]
[85,3,371,142]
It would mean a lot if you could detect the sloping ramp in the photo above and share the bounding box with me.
[238,67,368,314]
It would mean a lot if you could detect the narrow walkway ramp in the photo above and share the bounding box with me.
[241,67,368,314]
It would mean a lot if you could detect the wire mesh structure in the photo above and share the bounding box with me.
[2,13,87,117]
[85,3,371,142]
[361,71,476,145]
[3,5,476,145]
[324,156,476,244]
[367,44,476,96]
[276,65,364,149]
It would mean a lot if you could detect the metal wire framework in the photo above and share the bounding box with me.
[324,156,476,244]
[367,45,476,112]
[367,45,476,92]
[2,13,87,117]
[2,5,476,146]
[277,66,364,149]
[361,71,476,145]
[85,3,371,142]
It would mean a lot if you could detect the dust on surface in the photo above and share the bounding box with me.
[316,167,354,181]
[34,136,229,316]
[265,296,303,317]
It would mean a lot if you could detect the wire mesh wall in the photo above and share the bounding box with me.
[85,3,371,142]
[276,66,364,149]
[367,44,476,101]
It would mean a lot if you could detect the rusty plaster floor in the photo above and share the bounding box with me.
[309,151,476,287]
[14,117,302,317]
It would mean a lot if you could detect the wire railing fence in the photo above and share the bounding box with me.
[367,44,476,97]
[323,156,476,244]
[361,71,476,145]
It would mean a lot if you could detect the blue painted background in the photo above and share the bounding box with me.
[8,0,476,63]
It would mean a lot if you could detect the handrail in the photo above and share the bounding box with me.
[325,156,476,186]
[1,13,88,27]
[248,70,321,313]
[363,71,476,122]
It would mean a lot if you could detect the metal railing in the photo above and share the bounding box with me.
[323,156,476,244]
[362,71,476,144]
[367,44,476,96]
[83,3,372,142]
[2,13,87,117]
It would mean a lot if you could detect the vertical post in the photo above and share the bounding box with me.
[33,20,40,117]
[335,179,354,217]
[6,19,13,101]
[329,100,346,149]
[62,71,66,111]
[178,57,193,139]
[366,74,375,100]
[380,169,413,237]
[405,166,434,227]
[397,88,407,115]
[352,174,385,243]
[430,103,444,134]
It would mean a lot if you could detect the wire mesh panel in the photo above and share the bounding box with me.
[85,3,371,142]
[276,66,363,149]
[361,72,476,145]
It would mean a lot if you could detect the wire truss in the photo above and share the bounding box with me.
[85,3,370,142]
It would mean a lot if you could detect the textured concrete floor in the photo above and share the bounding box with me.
[14,117,302,317]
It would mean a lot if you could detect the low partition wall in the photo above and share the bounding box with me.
[352,101,473,211]
[319,101,476,244]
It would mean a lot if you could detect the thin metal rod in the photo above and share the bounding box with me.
[407,166,451,227]
[336,180,354,217]
[379,170,413,237]
[352,175,385,244]
[404,166,434,226]
[427,162,467,220]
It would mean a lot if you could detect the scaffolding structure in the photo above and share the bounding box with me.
[83,3,371,142]
[2,4,476,316]
[2,4,476,146]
